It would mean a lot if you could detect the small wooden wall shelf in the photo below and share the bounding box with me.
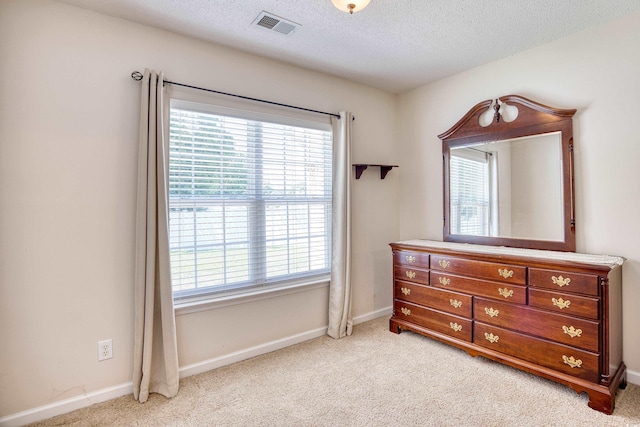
[353,164,398,180]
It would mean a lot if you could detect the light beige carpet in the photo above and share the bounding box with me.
[30,317,639,426]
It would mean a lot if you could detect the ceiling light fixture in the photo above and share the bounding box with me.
[332,0,371,14]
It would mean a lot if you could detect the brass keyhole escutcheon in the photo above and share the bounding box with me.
[450,299,462,309]
[552,297,571,309]
[562,355,582,368]
[552,275,571,287]
[562,325,582,338]
[485,307,499,318]
[484,332,499,343]
[498,288,514,298]
[498,268,514,279]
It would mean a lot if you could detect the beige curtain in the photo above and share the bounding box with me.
[133,69,179,402]
[327,111,353,339]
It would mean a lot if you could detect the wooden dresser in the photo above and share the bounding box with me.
[390,240,625,414]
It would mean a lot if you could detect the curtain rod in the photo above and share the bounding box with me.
[466,146,493,156]
[131,71,345,120]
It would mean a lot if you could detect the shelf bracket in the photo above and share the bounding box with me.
[354,164,368,180]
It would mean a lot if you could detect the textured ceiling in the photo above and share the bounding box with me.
[58,0,640,93]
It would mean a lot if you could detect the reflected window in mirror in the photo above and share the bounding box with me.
[450,147,493,236]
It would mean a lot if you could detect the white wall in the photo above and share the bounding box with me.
[398,11,640,381]
[0,0,398,418]
[509,133,563,240]
[490,141,513,236]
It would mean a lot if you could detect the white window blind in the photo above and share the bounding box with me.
[450,149,490,236]
[168,105,333,300]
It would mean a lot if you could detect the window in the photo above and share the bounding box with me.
[450,148,491,235]
[168,101,333,301]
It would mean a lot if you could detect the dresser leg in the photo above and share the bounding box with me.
[618,368,628,390]
[587,390,614,415]
[587,362,627,413]
[389,318,401,334]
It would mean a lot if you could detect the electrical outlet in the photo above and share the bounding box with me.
[98,339,113,361]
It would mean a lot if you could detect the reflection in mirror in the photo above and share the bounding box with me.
[449,132,563,241]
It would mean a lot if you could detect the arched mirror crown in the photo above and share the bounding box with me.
[439,95,577,252]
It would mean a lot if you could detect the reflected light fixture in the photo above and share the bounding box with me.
[332,0,371,14]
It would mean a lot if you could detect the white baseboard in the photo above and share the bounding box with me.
[0,382,133,427]
[353,305,392,325]
[626,368,640,386]
[0,308,391,427]
[178,325,329,378]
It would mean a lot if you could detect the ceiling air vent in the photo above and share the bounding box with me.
[253,11,300,36]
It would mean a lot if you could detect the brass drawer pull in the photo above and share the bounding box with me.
[498,268,514,279]
[484,307,499,318]
[498,288,514,298]
[562,325,583,338]
[439,260,451,269]
[552,275,571,287]
[450,322,463,332]
[450,299,462,309]
[484,332,499,343]
[400,287,411,296]
[562,355,583,368]
[400,307,411,316]
[439,277,451,286]
[405,270,416,280]
[552,297,571,310]
[405,255,416,264]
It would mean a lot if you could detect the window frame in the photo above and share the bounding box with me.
[168,98,334,306]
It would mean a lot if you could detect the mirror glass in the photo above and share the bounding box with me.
[449,131,563,242]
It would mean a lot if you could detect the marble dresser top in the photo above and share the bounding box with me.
[395,240,625,268]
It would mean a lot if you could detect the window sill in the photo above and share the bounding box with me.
[174,278,330,316]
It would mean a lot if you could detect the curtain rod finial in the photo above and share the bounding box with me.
[131,71,143,81]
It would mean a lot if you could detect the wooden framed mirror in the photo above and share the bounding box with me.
[439,95,576,251]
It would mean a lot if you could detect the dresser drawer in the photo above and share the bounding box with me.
[474,322,599,382]
[394,280,472,317]
[529,288,599,320]
[394,250,430,269]
[394,265,429,285]
[430,271,527,304]
[394,300,472,342]
[430,254,526,285]
[529,268,599,296]
[474,298,600,352]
